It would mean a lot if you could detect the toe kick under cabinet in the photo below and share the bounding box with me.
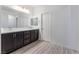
[1,29,39,54]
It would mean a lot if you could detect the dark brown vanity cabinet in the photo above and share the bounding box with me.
[14,32,24,49]
[1,32,24,54]
[1,29,39,54]
[30,29,39,42]
[1,33,15,54]
[30,30,35,42]
[34,30,39,41]
[23,31,30,45]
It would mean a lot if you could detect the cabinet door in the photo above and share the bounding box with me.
[35,30,39,41]
[1,33,14,54]
[30,30,35,42]
[24,31,30,45]
[14,32,23,49]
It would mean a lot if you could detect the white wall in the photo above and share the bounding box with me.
[70,6,79,50]
[33,5,67,16]
[33,5,79,51]
[33,5,68,40]
[52,6,71,47]
[0,6,1,53]
[33,5,67,41]
[52,6,79,51]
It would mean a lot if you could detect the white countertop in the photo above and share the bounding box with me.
[1,28,39,34]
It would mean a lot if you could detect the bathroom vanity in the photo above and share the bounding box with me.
[1,28,39,54]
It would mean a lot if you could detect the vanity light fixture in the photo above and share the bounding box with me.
[10,6,30,14]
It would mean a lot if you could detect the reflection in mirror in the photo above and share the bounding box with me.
[8,15,17,28]
[31,17,38,26]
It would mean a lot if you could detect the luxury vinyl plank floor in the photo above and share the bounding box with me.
[11,40,79,54]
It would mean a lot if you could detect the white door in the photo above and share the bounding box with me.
[41,13,52,42]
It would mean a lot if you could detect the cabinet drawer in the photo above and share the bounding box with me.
[24,35,30,38]
[24,31,30,35]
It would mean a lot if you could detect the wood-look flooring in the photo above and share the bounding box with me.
[11,40,79,54]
